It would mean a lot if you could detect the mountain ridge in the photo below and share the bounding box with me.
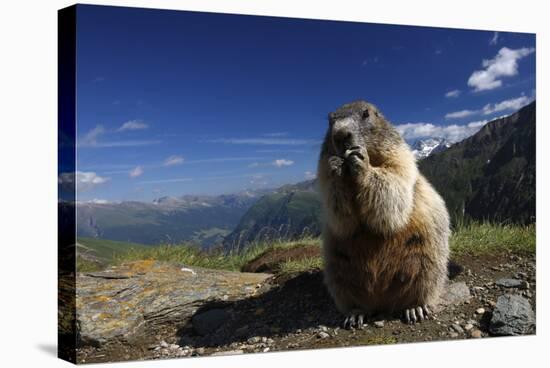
[222,101,536,251]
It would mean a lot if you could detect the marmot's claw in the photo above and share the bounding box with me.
[328,156,344,176]
[403,305,431,324]
[343,313,366,329]
[344,146,368,177]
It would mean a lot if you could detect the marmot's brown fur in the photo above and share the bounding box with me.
[318,100,450,327]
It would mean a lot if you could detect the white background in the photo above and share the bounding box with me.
[0,0,547,366]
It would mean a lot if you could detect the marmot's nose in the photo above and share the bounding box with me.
[332,127,354,150]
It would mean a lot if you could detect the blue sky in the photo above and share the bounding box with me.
[72,4,535,202]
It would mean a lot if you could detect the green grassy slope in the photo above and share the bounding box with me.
[110,222,535,275]
[77,237,150,272]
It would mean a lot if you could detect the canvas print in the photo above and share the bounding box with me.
[58,4,536,364]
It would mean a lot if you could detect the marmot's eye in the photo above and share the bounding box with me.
[362,110,370,120]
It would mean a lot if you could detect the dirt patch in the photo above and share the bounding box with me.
[241,244,321,273]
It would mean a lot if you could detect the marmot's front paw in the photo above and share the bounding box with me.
[328,156,344,176]
[344,146,368,176]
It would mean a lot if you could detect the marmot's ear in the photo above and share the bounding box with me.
[328,113,336,126]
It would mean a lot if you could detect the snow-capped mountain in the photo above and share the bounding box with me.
[410,137,453,160]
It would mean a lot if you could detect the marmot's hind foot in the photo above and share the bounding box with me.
[343,312,366,330]
[403,305,431,324]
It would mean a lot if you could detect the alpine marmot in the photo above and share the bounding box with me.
[318,100,450,327]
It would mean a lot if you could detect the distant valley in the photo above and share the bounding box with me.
[76,190,269,247]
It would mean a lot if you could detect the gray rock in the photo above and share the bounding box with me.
[246,336,262,344]
[317,331,330,339]
[451,324,464,333]
[374,321,385,328]
[211,350,244,356]
[192,308,229,336]
[436,282,471,311]
[75,261,272,346]
[489,295,535,336]
[496,278,528,289]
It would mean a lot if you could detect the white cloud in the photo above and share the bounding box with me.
[304,171,316,180]
[80,125,106,146]
[58,171,110,192]
[118,120,148,132]
[262,132,288,137]
[89,199,110,204]
[80,124,160,147]
[163,155,185,166]
[489,32,499,45]
[445,110,478,119]
[185,157,261,164]
[249,174,268,187]
[395,120,488,143]
[445,89,461,98]
[206,137,320,146]
[467,47,535,91]
[129,166,144,178]
[273,159,294,167]
[139,177,193,184]
[249,159,295,168]
[482,96,531,115]
[256,149,305,153]
[445,95,532,121]
[90,140,161,148]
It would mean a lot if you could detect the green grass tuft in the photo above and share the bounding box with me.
[450,222,535,255]
[113,236,320,272]
[277,257,323,275]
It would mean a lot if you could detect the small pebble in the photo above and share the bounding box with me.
[475,308,485,315]
[470,329,482,338]
[211,350,244,356]
[247,336,261,344]
[374,321,385,328]
[451,324,464,333]
[317,331,330,339]
[463,323,474,331]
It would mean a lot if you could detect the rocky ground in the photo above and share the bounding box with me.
[75,252,536,364]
